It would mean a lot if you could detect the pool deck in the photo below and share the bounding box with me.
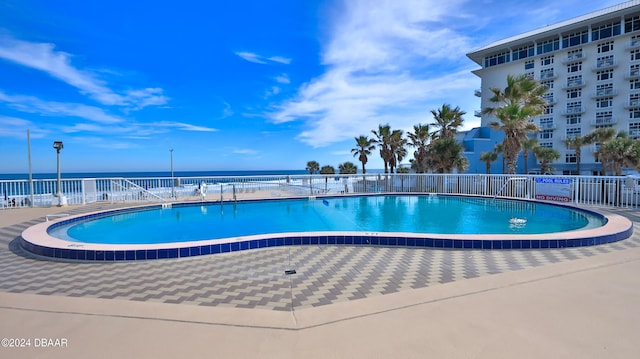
[1,203,640,358]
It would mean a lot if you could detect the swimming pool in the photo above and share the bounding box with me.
[21,195,634,261]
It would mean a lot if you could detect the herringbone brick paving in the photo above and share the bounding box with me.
[0,204,638,311]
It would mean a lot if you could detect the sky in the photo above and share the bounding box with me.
[0,0,626,173]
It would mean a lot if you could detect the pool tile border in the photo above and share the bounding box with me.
[20,198,635,261]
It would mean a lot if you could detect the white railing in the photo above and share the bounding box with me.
[2,174,640,209]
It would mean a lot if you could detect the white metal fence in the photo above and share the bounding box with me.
[1,174,639,209]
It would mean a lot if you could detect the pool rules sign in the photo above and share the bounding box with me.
[535,177,571,202]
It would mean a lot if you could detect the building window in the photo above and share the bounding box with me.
[595,111,613,126]
[596,83,614,96]
[525,60,535,69]
[566,127,581,139]
[484,51,510,68]
[630,122,640,138]
[597,41,614,53]
[592,22,620,41]
[632,35,640,48]
[562,30,588,48]
[630,108,640,119]
[567,89,581,99]
[525,71,534,79]
[539,130,553,140]
[568,62,582,73]
[539,142,553,148]
[631,78,640,90]
[597,69,613,81]
[541,80,554,90]
[543,105,554,115]
[540,55,554,67]
[540,68,555,80]
[567,49,583,61]
[596,97,613,108]
[630,93,640,107]
[513,44,534,61]
[596,55,614,68]
[537,38,560,55]
[625,15,640,33]
[565,152,577,163]
[632,49,640,61]
[631,64,640,77]
[566,115,581,125]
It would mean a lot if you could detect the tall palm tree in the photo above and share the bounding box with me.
[407,124,431,173]
[389,129,407,174]
[521,137,538,175]
[351,136,375,174]
[430,104,465,140]
[479,151,498,174]
[305,160,319,174]
[320,165,335,192]
[338,162,357,174]
[533,147,560,174]
[585,127,616,175]
[483,74,547,174]
[371,124,393,173]
[563,135,587,175]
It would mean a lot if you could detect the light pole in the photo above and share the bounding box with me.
[170,149,175,199]
[53,141,67,206]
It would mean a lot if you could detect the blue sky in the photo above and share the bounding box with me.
[0,0,624,173]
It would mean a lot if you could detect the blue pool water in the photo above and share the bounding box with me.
[48,195,605,245]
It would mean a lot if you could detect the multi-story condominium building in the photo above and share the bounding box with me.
[466,0,640,175]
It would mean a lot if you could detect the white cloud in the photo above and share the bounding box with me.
[0,116,48,138]
[232,148,258,155]
[269,0,479,147]
[235,51,291,65]
[275,74,290,84]
[152,121,218,132]
[0,35,169,109]
[0,91,124,124]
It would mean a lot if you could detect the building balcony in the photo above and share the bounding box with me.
[626,38,640,51]
[474,110,482,117]
[624,100,640,109]
[474,89,482,97]
[561,80,586,90]
[562,53,585,64]
[541,95,555,104]
[591,89,617,98]
[562,135,582,141]
[539,71,557,80]
[561,107,585,115]
[630,129,640,138]
[591,117,617,126]
[625,70,640,80]
[539,122,556,130]
[592,60,617,71]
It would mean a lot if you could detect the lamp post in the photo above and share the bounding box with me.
[53,141,67,206]
[170,148,175,199]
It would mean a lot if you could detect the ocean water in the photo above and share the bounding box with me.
[0,169,383,181]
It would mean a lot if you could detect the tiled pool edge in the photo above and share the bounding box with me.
[20,200,635,262]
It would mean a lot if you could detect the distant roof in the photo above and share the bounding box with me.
[467,0,640,64]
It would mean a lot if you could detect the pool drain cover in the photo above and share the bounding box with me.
[284,269,297,275]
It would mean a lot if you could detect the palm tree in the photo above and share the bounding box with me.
[479,151,498,174]
[483,74,547,174]
[427,138,469,174]
[338,162,357,174]
[389,129,407,174]
[598,132,640,176]
[533,147,560,174]
[494,143,505,173]
[430,104,465,140]
[305,160,319,174]
[407,124,431,173]
[585,127,616,175]
[371,124,393,174]
[563,135,587,175]
[351,136,375,174]
[521,137,538,175]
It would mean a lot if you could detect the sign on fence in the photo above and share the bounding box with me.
[535,177,571,202]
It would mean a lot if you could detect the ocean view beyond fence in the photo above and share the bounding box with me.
[1,173,639,210]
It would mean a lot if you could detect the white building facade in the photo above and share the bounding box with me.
[467,1,640,175]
